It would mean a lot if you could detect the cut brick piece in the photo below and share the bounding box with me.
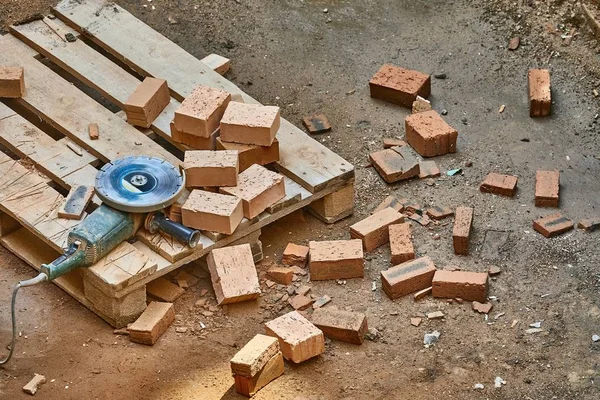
[267,266,294,285]
[88,123,99,140]
[311,308,368,345]
[124,77,170,128]
[146,277,185,302]
[350,207,405,251]
[380,256,437,299]
[181,190,243,235]
[480,172,518,197]
[389,223,415,265]
[288,294,313,310]
[208,244,261,304]
[535,170,560,207]
[220,164,285,219]
[220,102,280,146]
[201,53,231,75]
[233,351,284,397]
[408,213,431,227]
[369,64,431,107]
[472,301,493,314]
[264,311,325,363]
[373,195,405,214]
[0,66,25,98]
[369,146,419,183]
[309,239,364,281]
[128,301,175,345]
[418,161,440,179]
[412,96,432,114]
[184,150,239,187]
[405,110,458,157]
[302,114,331,134]
[579,218,600,232]
[216,137,280,171]
[413,286,432,301]
[383,138,407,149]
[170,122,217,149]
[528,69,551,117]
[453,207,474,255]
[431,270,489,302]
[57,185,94,220]
[281,243,309,267]
[174,85,231,137]
[533,213,574,238]
[426,206,454,220]
[230,334,280,377]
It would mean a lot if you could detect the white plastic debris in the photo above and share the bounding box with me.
[592,334,600,343]
[529,321,542,328]
[423,331,440,346]
[473,383,484,390]
[494,376,506,388]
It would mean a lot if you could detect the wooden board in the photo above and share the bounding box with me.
[0,34,180,166]
[53,0,354,193]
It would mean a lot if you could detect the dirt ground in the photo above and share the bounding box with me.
[2,0,600,399]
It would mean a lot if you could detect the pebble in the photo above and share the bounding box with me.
[433,233,440,240]
[494,376,506,388]
[473,383,484,390]
[22,374,46,395]
[488,266,501,276]
[411,317,422,327]
[434,73,447,79]
[441,109,448,115]
[313,295,331,309]
[365,328,380,341]
[529,321,542,328]
[371,281,377,291]
[525,328,543,334]
[202,311,214,317]
[426,311,445,320]
[592,334,600,342]
[461,117,468,125]
[423,331,440,346]
[175,327,188,333]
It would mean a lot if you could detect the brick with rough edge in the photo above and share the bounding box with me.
[480,172,518,197]
[267,266,294,285]
[264,311,325,363]
[432,270,489,302]
[350,207,405,251]
[369,64,431,107]
[579,218,600,232]
[184,150,238,187]
[412,95,432,114]
[220,102,280,146]
[453,207,473,255]
[405,110,458,157]
[426,206,454,220]
[174,85,231,137]
[418,161,440,179]
[533,213,574,238]
[233,351,284,397]
[383,138,407,149]
[230,334,280,377]
[389,223,415,265]
[281,243,309,267]
[309,239,364,281]
[373,195,405,214]
[181,190,243,235]
[528,69,551,117]
[0,66,25,98]
[381,256,436,299]
[302,114,331,134]
[369,146,419,183]
[128,301,175,345]
[311,308,368,345]
[207,244,261,304]
[124,77,169,128]
[146,277,185,302]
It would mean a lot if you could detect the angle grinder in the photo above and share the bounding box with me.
[1,156,199,365]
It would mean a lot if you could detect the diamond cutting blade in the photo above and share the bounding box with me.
[95,156,185,213]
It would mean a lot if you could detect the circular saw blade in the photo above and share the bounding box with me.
[95,156,185,213]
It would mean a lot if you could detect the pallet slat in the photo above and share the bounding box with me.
[53,0,354,193]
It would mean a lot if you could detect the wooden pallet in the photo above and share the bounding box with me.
[0,0,355,328]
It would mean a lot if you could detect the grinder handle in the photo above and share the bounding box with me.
[146,212,201,248]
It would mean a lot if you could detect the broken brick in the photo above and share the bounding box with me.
[369,64,431,107]
[405,110,458,157]
[426,206,454,220]
[288,294,313,311]
[369,146,419,183]
[146,277,185,302]
[88,123,99,140]
[312,295,331,309]
[383,138,407,149]
[418,161,440,179]
[0,66,25,98]
[207,244,261,305]
[174,85,231,137]
[57,185,95,220]
[311,308,368,345]
[373,195,405,214]
[380,256,437,299]
[480,172,518,197]
[432,270,489,302]
[410,317,422,327]
[220,102,280,146]
[230,334,280,377]
[535,170,560,207]
[302,113,331,134]
[472,301,493,314]
[281,243,309,267]
[533,213,574,238]
[412,95,432,114]
[128,301,175,345]
[308,239,364,281]
[267,266,294,285]
[578,218,600,232]
[528,69,551,117]
[233,351,284,397]
[22,374,46,395]
[389,223,415,265]
[264,311,325,363]
[453,206,473,255]
[216,138,280,172]
[350,207,405,251]
[408,213,431,227]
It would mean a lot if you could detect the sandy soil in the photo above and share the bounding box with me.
[1,0,600,399]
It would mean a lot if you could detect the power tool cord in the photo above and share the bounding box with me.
[0,273,47,366]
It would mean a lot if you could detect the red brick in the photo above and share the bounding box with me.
[453,207,473,255]
[431,270,489,302]
[184,150,238,187]
[380,256,436,299]
[124,77,170,128]
[216,138,280,172]
[302,114,331,134]
[128,302,175,345]
[311,308,368,345]
[181,190,243,235]
[233,351,284,397]
[88,123,99,140]
[408,213,431,227]
[369,147,419,183]
[281,243,309,267]
[418,161,440,179]
[146,277,185,302]
[220,102,280,146]
[382,138,407,149]
[288,294,313,310]
[174,85,231,137]
[389,223,415,265]
[372,195,404,214]
[405,110,458,157]
[480,172,518,197]
[308,239,364,281]
[426,206,454,220]
[0,66,25,98]
[170,122,217,149]
[369,64,431,107]
[350,207,405,251]
[207,244,261,304]
[535,170,559,207]
[264,311,325,363]
[267,266,294,285]
[528,69,551,117]
[472,301,493,314]
[230,334,280,377]
[533,213,574,238]
[578,218,600,232]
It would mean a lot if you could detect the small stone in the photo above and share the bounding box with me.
[465,161,473,167]
[441,109,448,115]
[488,266,501,276]
[472,301,493,314]
[525,328,543,334]
[433,234,440,240]
[371,281,377,291]
[426,311,445,320]
[168,15,178,24]
[474,383,484,390]
[434,73,447,79]
[365,328,380,341]
[423,331,440,346]
[410,317,422,327]
[202,311,214,317]
[461,117,468,125]
[529,321,542,328]
[65,33,76,42]
[286,286,296,296]
[22,374,46,395]
[175,327,188,333]
[593,334,600,342]
[265,280,276,288]
[455,298,463,304]
[195,298,207,307]
[323,8,328,13]
[296,285,311,296]
[494,376,506,388]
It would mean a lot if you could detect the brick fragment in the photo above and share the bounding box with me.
[311,308,368,345]
[184,150,238,187]
[405,110,458,157]
[413,286,432,301]
[201,53,231,75]
[528,69,551,117]
[533,213,574,238]
[453,206,474,255]
[181,190,243,234]
[230,334,280,377]
[124,77,170,128]
[22,374,46,395]
[400,199,422,214]
[350,207,405,251]
[380,256,436,299]
[233,351,284,397]
[88,123,99,140]
[426,311,445,320]
[383,138,407,149]
[369,64,431,107]
[128,301,175,345]
[369,146,419,183]
[408,213,431,227]
[267,266,294,285]
[174,85,231,137]
[535,170,559,207]
[302,113,331,134]
[216,138,280,171]
[207,244,261,304]
[410,317,422,327]
[264,311,325,363]
[312,295,331,309]
[281,243,309,267]
[426,206,454,220]
[288,294,313,310]
[412,95,432,114]
[578,217,600,232]
[389,223,415,265]
[146,277,185,302]
[472,301,493,314]
[0,66,25,98]
[480,172,518,197]
[170,122,217,149]
[308,239,364,281]
[418,161,440,179]
[373,195,404,214]
[431,270,489,302]
[58,185,94,220]
[220,102,280,146]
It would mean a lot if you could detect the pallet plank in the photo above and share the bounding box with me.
[53,0,354,192]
